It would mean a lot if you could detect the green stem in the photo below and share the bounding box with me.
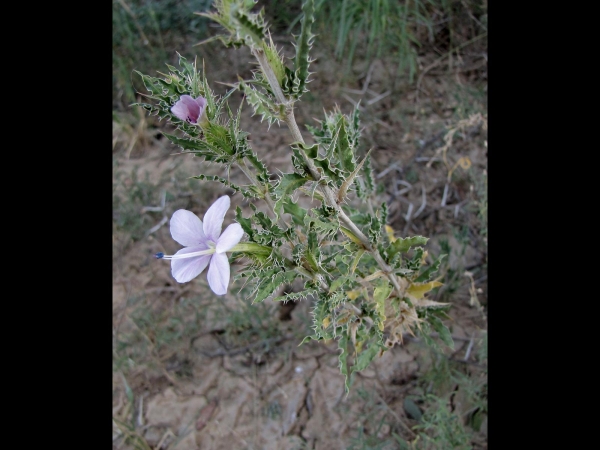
[253,47,407,298]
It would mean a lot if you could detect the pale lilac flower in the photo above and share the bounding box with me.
[155,196,244,295]
[171,94,207,125]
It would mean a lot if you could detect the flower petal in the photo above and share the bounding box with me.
[180,95,200,122]
[170,100,189,122]
[194,96,207,115]
[170,247,211,283]
[216,223,244,253]
[203,196,230,241]
[207,252,230,295]
[170,210,206,247]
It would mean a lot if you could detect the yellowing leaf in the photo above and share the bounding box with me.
[338,148,373,202]
[350,249,365,274]
[373,282,392,330]
[322,316,330,329]
[349,321,359,347]
[363,270,386,282]
[458,156,471,170]
[340,226,363,245]
[355,341,363,353]
[413,298,450,308]
[337,313,352,325]
[385,225,397,242]
[407,281,443,299]
[346,290,362,301]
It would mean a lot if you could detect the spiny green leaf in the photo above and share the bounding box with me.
[387,236,429,260]
[134,71,164,97]
[304,214,339,238]
[162,133,205,151]
[338,148,372,202]
[348,104,361,148]
[245,151,270,183]
[247,204,286,246]
[252,269,298,303]
[303,247,321,273]
[354,176,367,199]
[308,111,359,185]
[203,122,236,155]
[192,174,258,198]
[428,315,454,349]
[290,143,310,177]
[282,198,308,225]
[239,78,283,126]
[273,287,318,302]
[379,202,388,229]
[235,206,254,239]
[418,321,437,349]
[307,228,318,253]
[233,5,267,48]
[328,275,351,294]
[336,117,356,174]
[293,0,316,98]
[273,173,310,220]
[264,34,286,86]
[415,254,446,283]
[367,212,383,244]
[406,247,424,271]
[195,0,266,49]
[303,228,322,273]
[352,342,383,373]
[307,293,338,341]
[349,249,365,274]
[362,152,375,194]
[292,243,306,267]
[282,67,303,97]
[295,142,342,184]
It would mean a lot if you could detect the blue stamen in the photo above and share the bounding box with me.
[155,252,164,259]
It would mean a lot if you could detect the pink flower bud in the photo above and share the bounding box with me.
[171,95,207,125]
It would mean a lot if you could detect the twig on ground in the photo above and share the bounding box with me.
[372,390,417,438]
[413,185,427,219]
[141,190,166,213]
[440,183,449,207]
[416,32,487,103]
[464,334,475,362]
[138,394,144,427]
[196,335,291,358]
[342,93,359,108]
[367,90,391,105]
[145,216,168,236]
[403,203,414,222]
[377,163,403,179]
